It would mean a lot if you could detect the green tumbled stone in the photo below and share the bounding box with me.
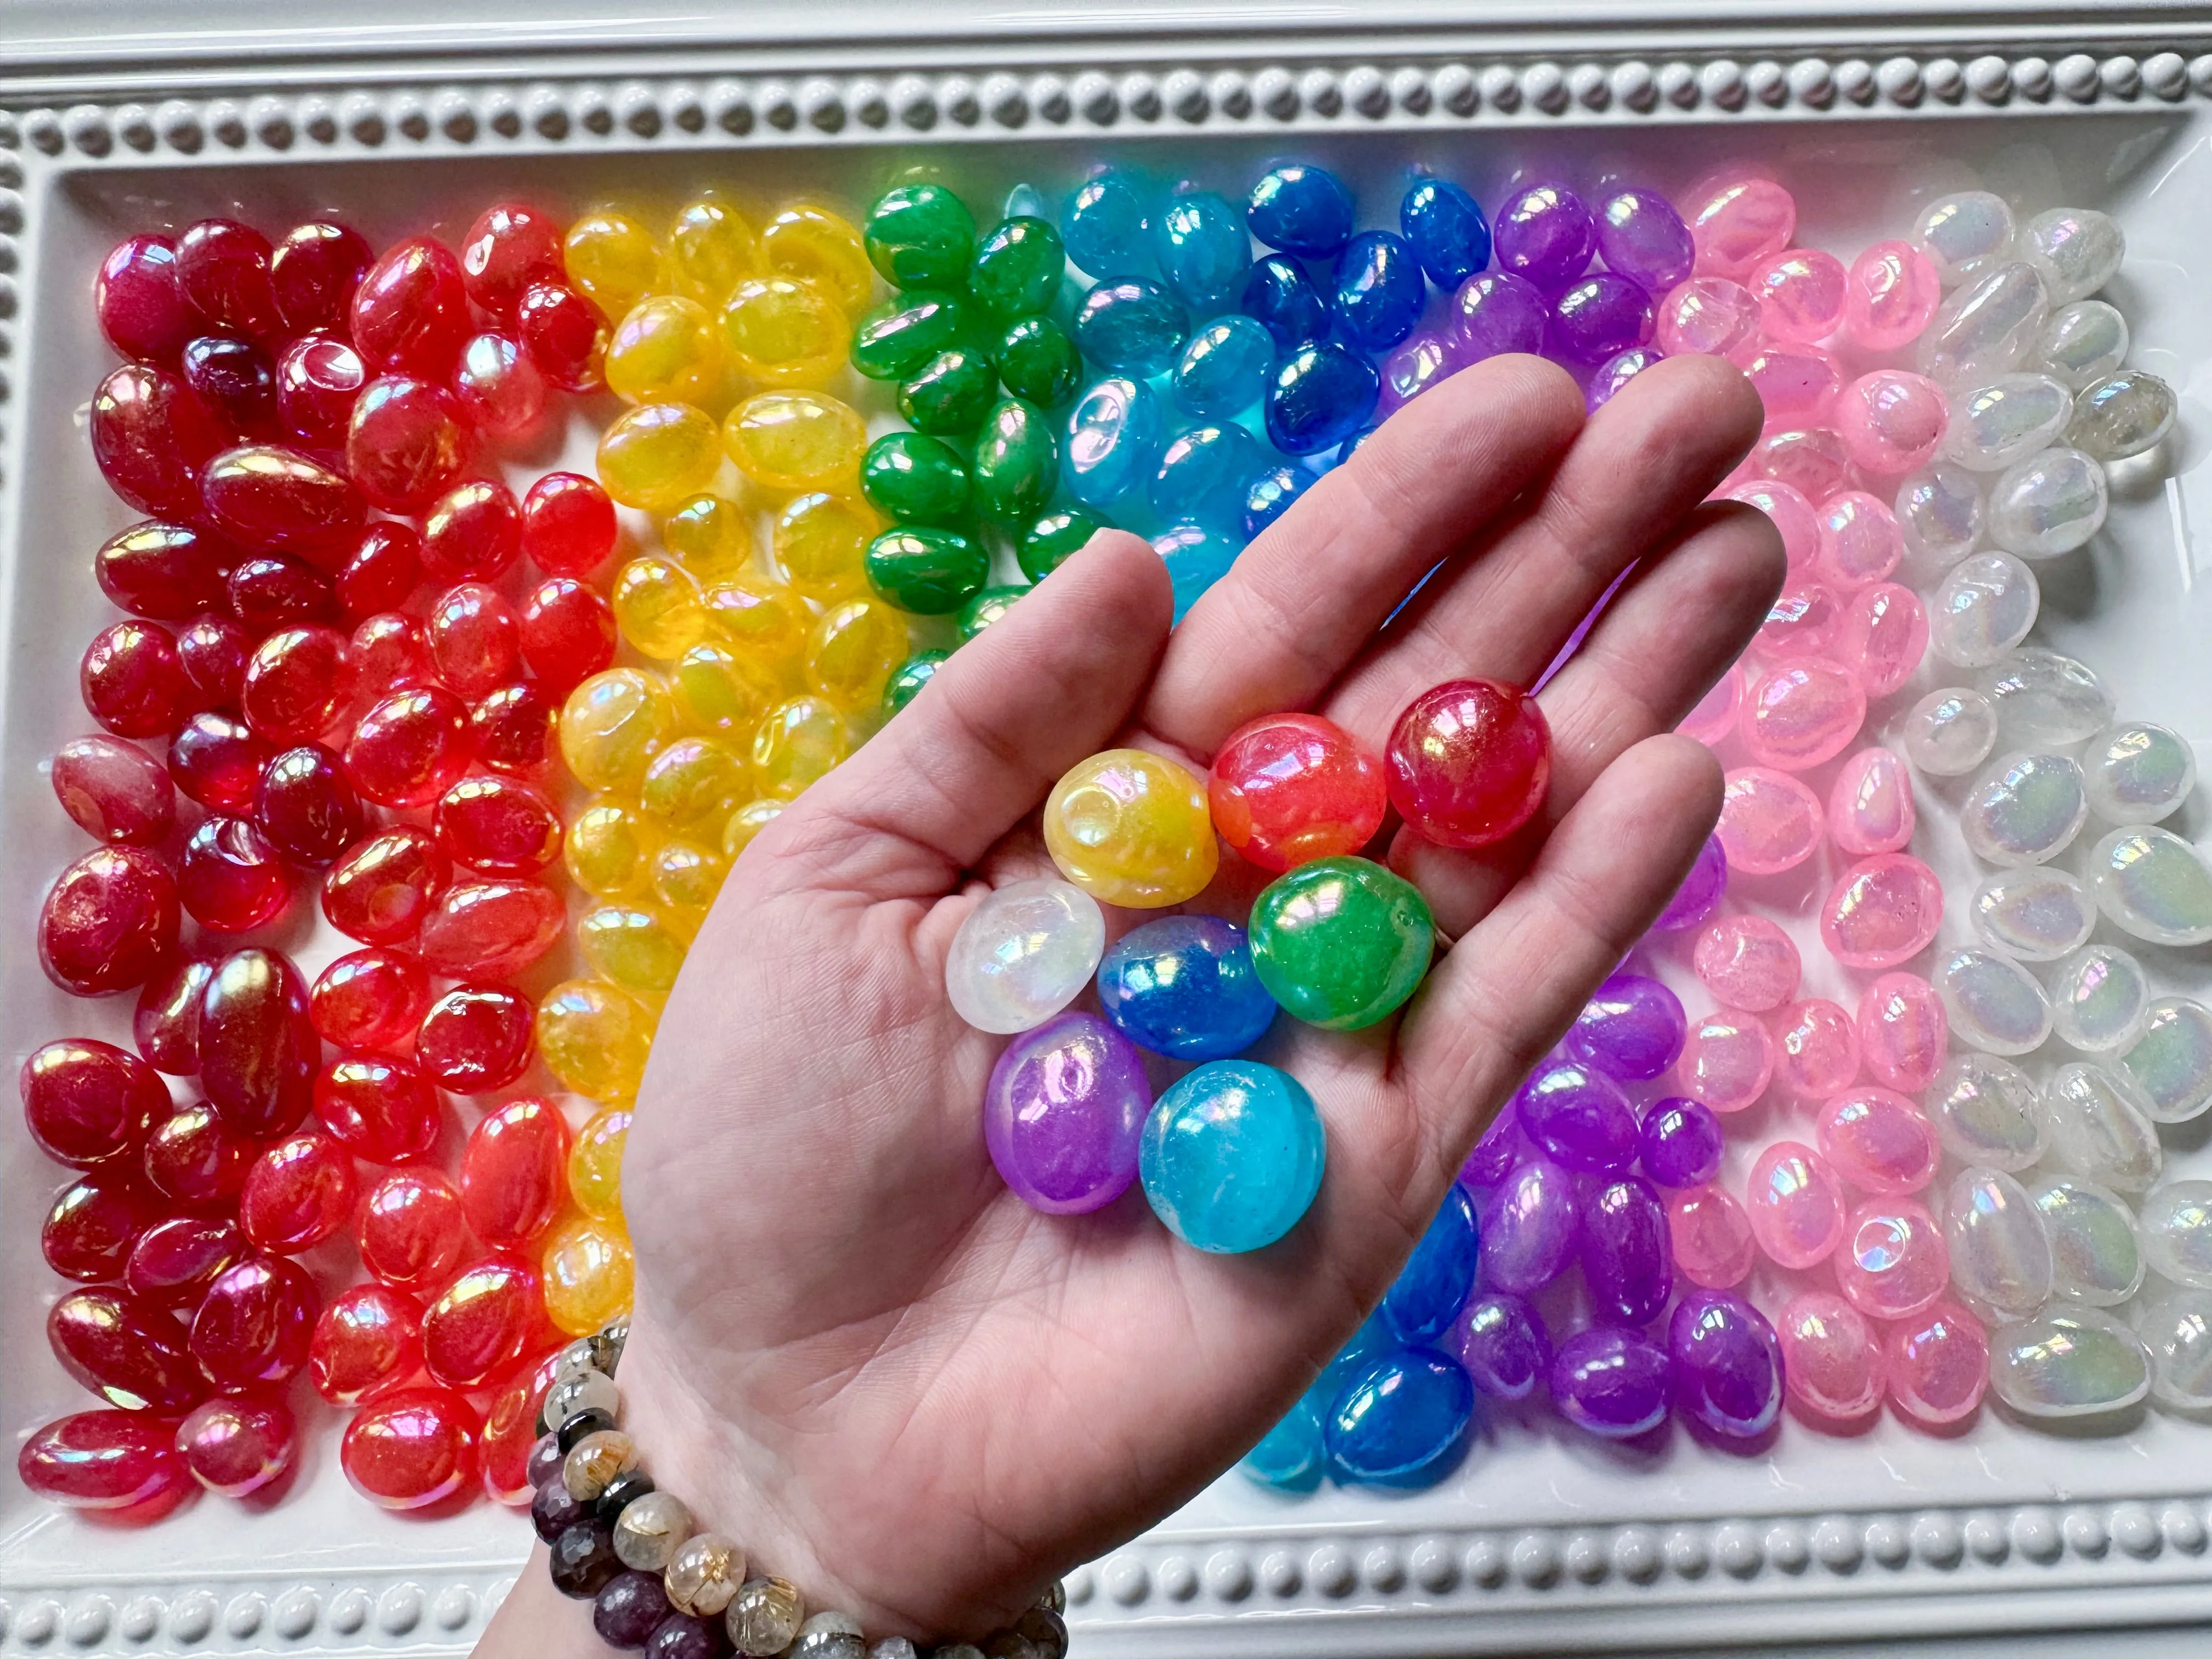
[993,317,1082,409]
[883,649,950,716]
[850,290,974,381]
[860,432,972,526]
[1248,856,1435,1030]
[898,348,999,436]
[971,398,1059,525]
[1019,508,1109,584]
[959,585,1026,641]
[969,217,1065,319]
[864,184,977,290]
[865,527,989,614]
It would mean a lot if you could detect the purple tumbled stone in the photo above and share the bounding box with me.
[1494,184,1595,290]
[1517,1059,1639,1173]
[594,1571,675,1651]
[1638,1096,1724,1188]
[1580,1175,1674,1325]
[1453,1291,1551,1400]
[1587,346,1666,413]
[646,1612,732,1659]
[1476,1156,1579,1293]
[1460,1103,1530,1188]
[1551,1326,1672,1438]
[983,1011,1153,1215]
[1378,330,1454,417]
[1596,188,1696,291]
[1549,273,1655,365]
[1448,272,1548,365]
[1566,972,1687,1081]
[1668,1289,1785,1439]
[1651,833,1727,932]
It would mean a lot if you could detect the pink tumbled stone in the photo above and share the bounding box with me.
[1687,175,1798,281]
[1740,659,1866,771]
[1834,370,1947,477]
[1843,239,1942,353]
[1837,583,1927,698]
[1774,997,1861,1099]
[1831,1199,1949,1320]
[1777,1290,1884,1420]
[1678,1009,1775,1113]
[1655,276,1760,358]
[1753,579,1844,662]
[1884,1299,1988,1426]
[1678,662,1743,747]
[1820,853,1943,970]
[1746,1141,1846,1268]
[1827,746,1916,857]
[1742,341,1842,431]
[1749,248,1848,343]
[1693,915,1802,1012]
[1718,768,1825,876]
[1722,478,1818,573]
[1668,1183,1757,1289]
[1815,1086,1940,1195]
[1813,492,1902,590]
[1857,973,1947,1093]
[1752,426,1853,503]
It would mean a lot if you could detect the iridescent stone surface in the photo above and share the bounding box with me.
[2030,1176,2144,1306]
[2083,721,2197,825]
[1777,1290,1883,1419]
[1384,1184,1480,1344]
[1096,915,1275,1060]
[2123,998,2212,1124]
[944,879,1107,1035]
[1959,751,2087,868]
[2089,826,2212,947]
[1901,687,1999,777]
[2068,368,2177,462]
[1929,1055,2045,1172]
[2038,1062,2162,1193]
[1668,1289,1783,1438]
[1550,1327,1669,1439]
[1139,1060,1324,1253]
[1477,1156,1579,1293]
[2049,944,2151,1053]
[984,1012,1152,1216]
[2137,1287,2212,1409]
[1989,1308,2151,1418]
[1832,1201,1950,1320]
[1987,448,2108,558]
[2140,1182,2212,1289]
[1944,1165,2053,1318]
[1934,947,2052,1056]
[1929,552,2039,670]
[1971,866,2096,961]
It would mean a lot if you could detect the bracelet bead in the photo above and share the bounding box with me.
[645,1612,725,1659]
[549,1517,622,1599]
[526,1431,567,1490]
[613,1488,694,1570]
[596,1468,657,1520]
[726,1574,804,1655]
[1015,1608,1069,1659]
[665,1531,747,1616]
[556,1404,617,1450]
[545,1365,620,1425]
[564,1427,640,1502]
[532,1477,588,1544]
[594,1569,676,1648]
[792,1609,866,1659]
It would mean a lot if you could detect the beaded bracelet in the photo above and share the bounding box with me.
[526,1319,1070,1659]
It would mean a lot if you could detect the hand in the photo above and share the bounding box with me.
[483,352,1778,1650]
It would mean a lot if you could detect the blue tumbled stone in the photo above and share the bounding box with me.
[1062,171,1153,280]
[1265,341,1379,456]
[1325,1347,1476,1485]
[1242,462,1313,539]
[1139,1059,1325,1252]
[1097,914,1277,1060]
[1171,315,1276,420]
[1154,190,1251,314]
[1061,375,1164,509]
[1239,254,1331,353]
[1152,521,1245,623]
[1330,230,1424,352]
[1152,421,1266,532]
[1401,178,1492,291]
[1384,1183,1480,1343]
[1248,163,1356,259]
[1073,277,1188,379]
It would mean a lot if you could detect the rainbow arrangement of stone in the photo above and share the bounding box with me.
[528,1319,1069,1659]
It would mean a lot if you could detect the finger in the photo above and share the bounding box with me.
[1394,735,1725,1185]
[1395,499,1785,936]
[1140,354,1586,757]
[1323,352,1765,739]
[753,532,1173,900]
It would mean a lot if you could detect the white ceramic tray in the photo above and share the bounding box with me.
[7,5,2212,1656]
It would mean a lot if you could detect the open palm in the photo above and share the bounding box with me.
[595,353,1779,1640]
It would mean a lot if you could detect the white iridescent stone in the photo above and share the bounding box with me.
[1970,865,2096,961]
[1989,1307,2151,1418]
[2034,298,2129,390]
[2028,1176,2144,1306]
[1900,687,1999,776]
[1943,1165,2052,1316]
[2134,1286,2212,1409]
[1959,751,2087,867]
[2138,1181,2212,1289]
[2018,206,2125,304]
[2037,1062,2163,1193]
[2122,998,2212,1124]
[1934,947,2052,1056]
[2048,944,2151,1053]
[944,878,1108,1034]
[1928,552,2039,669]
[1894,461,1986,577]
[2083,721,2197,825]
[2068,369,2177,463]
[1986,448,2108,559]
[1975,648,2115,746]
[2087,826,2212,947]
[1919,262,2050,387]
[1942,374,2074,472]
[1929,1054,2045,1171]
[1913,191,2018,289]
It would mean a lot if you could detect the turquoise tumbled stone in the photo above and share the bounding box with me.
[1139,1059,1325,1253]
[1239,1396,1324,1489]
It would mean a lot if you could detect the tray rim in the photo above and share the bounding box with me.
[7,10,2212,1657]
